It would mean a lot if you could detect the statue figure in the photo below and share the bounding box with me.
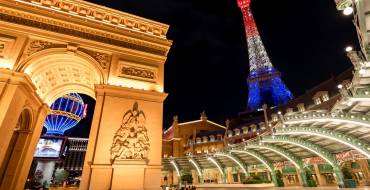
[110,102,150,162]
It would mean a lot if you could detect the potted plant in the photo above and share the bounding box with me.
[304,167,317,187]
[342,166,356,188]
[276,170,284,187]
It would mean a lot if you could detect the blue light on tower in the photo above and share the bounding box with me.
[44,93,86,136]
[237,0,293,110]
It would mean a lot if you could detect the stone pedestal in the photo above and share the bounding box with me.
[112,160,147,190]
[80,85,167,190]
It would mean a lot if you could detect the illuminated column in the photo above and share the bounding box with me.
[80,84,167,190]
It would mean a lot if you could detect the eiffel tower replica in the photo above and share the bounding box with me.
[237,0,293,111]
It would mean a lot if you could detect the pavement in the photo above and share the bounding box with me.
[197,186,370,190]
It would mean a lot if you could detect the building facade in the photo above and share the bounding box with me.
[161,1,370,188]
[0,0,172,189]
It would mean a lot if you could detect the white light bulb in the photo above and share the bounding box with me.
[343,7,353,15]
[345,46,353,52]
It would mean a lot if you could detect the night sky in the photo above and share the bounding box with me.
[65,0,358,137]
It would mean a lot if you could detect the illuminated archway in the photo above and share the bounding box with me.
[245,143,308,186]
[262,135,344,187]
[275,126,370,158]
[214,152,248,174]
[189,158,203,183]
[229,149,278,186]
[170,160,181,177]
[207,157,227,183]
[19,49,105,105]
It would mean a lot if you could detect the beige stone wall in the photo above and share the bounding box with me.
[0,69,49,190]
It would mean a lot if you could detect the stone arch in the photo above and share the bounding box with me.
[17,48,106,104]
[275,126,370,158]
[262,135,344,187]
[229,149,278,186]
[16,107,33,131]
[0,108,33,188]
[213,152,248,174]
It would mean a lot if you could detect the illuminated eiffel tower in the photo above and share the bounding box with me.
[237,0,293,111]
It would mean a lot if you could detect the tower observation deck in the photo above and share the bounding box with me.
[237,0,293,111]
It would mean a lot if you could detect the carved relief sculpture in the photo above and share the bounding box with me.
[121,66,155,80]
[110,102,150,162]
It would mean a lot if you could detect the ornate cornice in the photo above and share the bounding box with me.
[13,0,169,38]
[0,5,170,56]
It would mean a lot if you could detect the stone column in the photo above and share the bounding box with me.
[80,84,167,190]
[0,69,48,190]
[313,164,325,186]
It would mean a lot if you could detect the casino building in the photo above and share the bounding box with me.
[161,0,370,188]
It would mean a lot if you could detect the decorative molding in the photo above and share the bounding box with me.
[24,40,66,57]
[13,0,169,38]
[118,61,157,82]
[0,7,169,56]
[78,48,111,69]
[0,35,16,60]
[111,102,150,162]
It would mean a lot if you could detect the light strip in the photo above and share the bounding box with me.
[214,153,247,174]
[207,121,226,129]
[189,159,202,177]
[170,161,180,177]
[207,157,224,176]
[230,150,272,172]
[178,120,202,126]
[262,139,334,166]
[253,147,300,169]
[284,118,370,129]
[277,131,370,159]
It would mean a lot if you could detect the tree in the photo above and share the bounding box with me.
[54,169,69,184]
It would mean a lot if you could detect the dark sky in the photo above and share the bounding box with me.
[80,0,357,131]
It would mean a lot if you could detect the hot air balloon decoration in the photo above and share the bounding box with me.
[44,93,87,136]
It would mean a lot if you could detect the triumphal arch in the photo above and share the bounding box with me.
[0,0,172,189]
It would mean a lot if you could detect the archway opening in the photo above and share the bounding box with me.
[18,51,104,189]
[25,93,96,189]
[0,109,32,187]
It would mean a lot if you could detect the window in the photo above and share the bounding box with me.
[271,114,278,122]
[209,135,215,142]
[234,128,240,136]
[228,131,233,137]
[322,94,329,102]
[314,98,321,105]
[196,137,201,144]
[297,103,305,112]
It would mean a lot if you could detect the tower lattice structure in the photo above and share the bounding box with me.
[237,0,293,111]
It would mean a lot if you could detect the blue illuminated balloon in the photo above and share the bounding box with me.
[44,93,86,136]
